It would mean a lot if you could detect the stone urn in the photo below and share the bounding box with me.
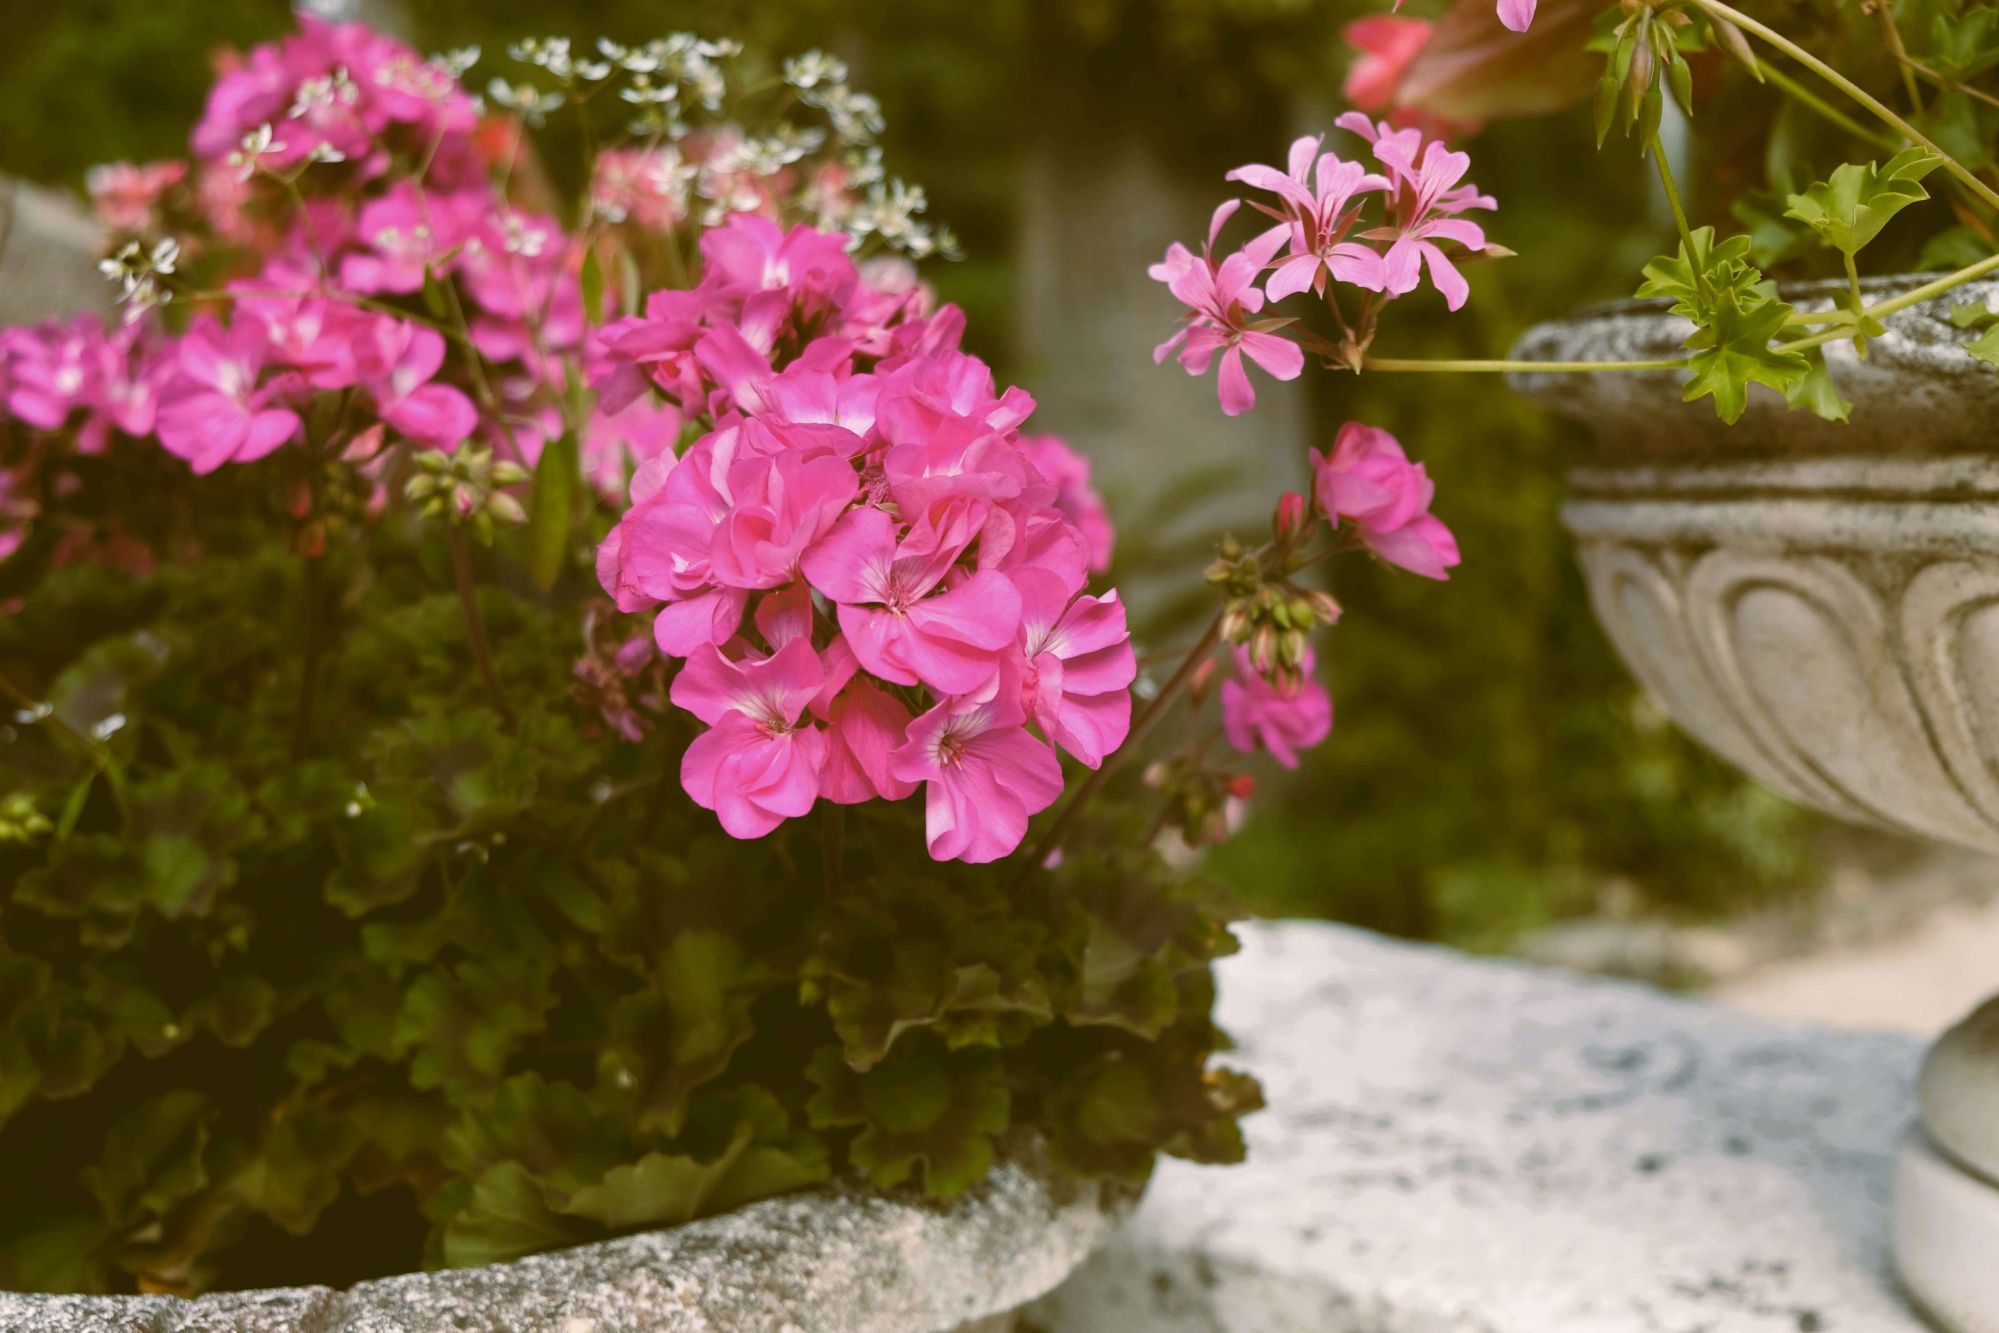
[0,1146,1129,1332]
[1513,275,1999,1333]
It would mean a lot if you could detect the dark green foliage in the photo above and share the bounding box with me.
[0,480,1249,1294]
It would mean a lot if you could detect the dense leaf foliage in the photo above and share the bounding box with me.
[0,477,1254,1295]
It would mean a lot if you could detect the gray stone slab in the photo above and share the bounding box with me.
[0,1147,1128,1332]
[0,176,111,326]
[1034,920,1928,1332]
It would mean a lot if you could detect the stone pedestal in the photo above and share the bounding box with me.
[1511,275,1999,1332]
[1034,920,1926,1332]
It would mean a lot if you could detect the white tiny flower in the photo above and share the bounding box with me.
[432,46,481,78]
[229,123,285,180]
[90,713,127,741]
[783,51,848,90]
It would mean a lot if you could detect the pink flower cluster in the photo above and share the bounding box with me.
[1152,118,1495,416]
[595,217,1129,862]
[1221,645,1333,770]
[193,16,483,190]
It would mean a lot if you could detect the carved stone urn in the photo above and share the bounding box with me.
[1513,275,1999,1333]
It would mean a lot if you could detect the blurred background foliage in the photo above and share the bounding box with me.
[0,0,1820,951]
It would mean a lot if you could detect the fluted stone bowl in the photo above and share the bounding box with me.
[1512,274,1999,1333]
[0,1144,1133,1333]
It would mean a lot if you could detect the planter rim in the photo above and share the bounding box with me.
[0,1144,1134,1333]
[1508,271,1999,457]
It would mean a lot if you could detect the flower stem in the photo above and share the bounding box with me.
[0,668,129,819]
[1755,60,1897,148]
[1690,0,1999,214]
[1776,250,1999,350]
[1648,131,1705,300]
[1363,355,1688,374]
[447,523,517,732]
[290,547,325,761]
[1022,610,1226,873]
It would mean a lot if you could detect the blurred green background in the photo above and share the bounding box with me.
[0,0,1821,950]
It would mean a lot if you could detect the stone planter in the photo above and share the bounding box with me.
[1512,274,1999,1333]
[0,1144,1131,1332]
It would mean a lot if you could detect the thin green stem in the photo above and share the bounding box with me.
[1757,59,1897,149]
[1692,0,1999,214]
[290,544,325,761]
[0,668,129,819]
[1021,610,1226,875]
[447,523,517,732]
[1363,356,1688,374]
[1648,131,1705,299]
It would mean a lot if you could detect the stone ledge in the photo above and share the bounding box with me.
[0,1146,1128,1333]
[1034,920,1927,1332]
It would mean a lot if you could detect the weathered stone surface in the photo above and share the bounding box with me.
[1509,274,1999,455]
[0,176,110,325]
[1034,919,1927,1332]
[1511,279,1999,859]
[1918,994,1999,1181]
[0,1146,1129,1332]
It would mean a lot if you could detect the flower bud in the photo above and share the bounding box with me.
[1188,656,1217,708]
[1143,760,1174,790]
[1217,534,1245,562]
[491,461,532,487]
[1287,595,1317,630]
[1223,772,1256,801]
[1279,629,1307,669]
[1272,490,1309,545]
[486,492,528,525]
[1249,623,1278,674]
[1220,604,1253,644]
[1204,557,1233,585]
[1305,589,1343,626]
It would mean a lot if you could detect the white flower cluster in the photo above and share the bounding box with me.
[99,237,179,316]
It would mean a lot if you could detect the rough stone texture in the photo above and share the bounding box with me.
[1511,278,1999,860]
[0,1147,1130,1332]
[0,175,110,326]
[1508,274,1999,456]
[1034,919,1927,1332]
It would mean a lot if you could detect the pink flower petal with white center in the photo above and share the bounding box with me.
[801,505,898,606]
[681,715,824,838]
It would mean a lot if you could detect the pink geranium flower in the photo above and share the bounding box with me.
[357,320,478,449]
[86,160,187,232]
[1149,201,1305,417]
[1220,646,1333,769]
[889,682,1065,864]
[1337,113,1494,311]
[155,317,302,474]
[1013,569,1135,769]
[1018,435,1114,572]
[1312,421,1460,579]
[802,505,1021,695]
[670,638,827,838]
[1227,138,1389,301]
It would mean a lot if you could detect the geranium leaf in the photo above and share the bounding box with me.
[1681,289,1810,423]
[1784,149,1943,257]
